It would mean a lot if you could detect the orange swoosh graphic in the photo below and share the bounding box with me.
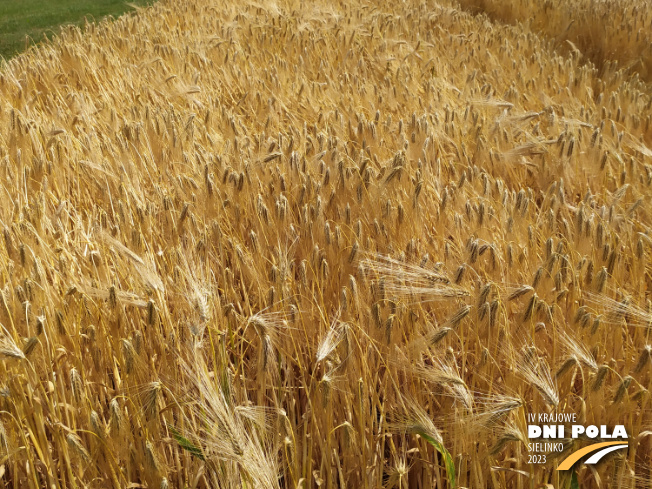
[557,441,627,470]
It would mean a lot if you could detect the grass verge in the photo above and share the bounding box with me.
[0,0,153,60]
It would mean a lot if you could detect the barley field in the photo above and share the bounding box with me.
[453,0,652,82]
[0,0,651,487]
